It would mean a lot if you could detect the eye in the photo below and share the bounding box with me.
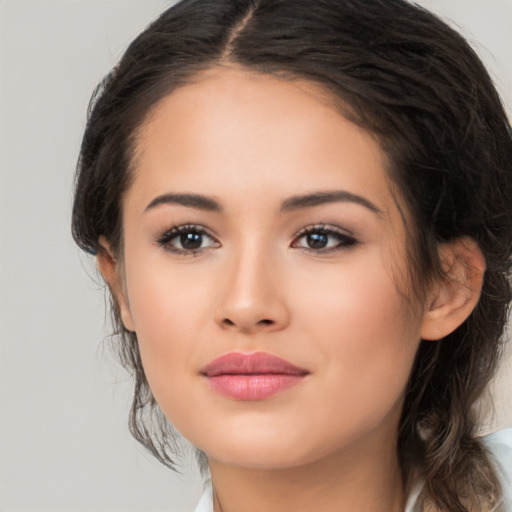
[291,225,358,252]
[157,224,220,255]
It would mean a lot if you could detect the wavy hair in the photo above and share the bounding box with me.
[72,1,512,510]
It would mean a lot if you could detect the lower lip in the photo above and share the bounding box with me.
[206,374,306,400]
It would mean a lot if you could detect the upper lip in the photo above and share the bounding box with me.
[201,351,310,377]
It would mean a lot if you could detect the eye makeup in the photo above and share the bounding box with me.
[155,221,359,257]
[156,223,220,256]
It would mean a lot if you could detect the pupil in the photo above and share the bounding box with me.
[307,232,328,249]
[181,232,202,249]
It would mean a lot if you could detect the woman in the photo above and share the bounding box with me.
[71,0,512,510]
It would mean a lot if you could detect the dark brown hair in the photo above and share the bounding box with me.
[72,1,512,510]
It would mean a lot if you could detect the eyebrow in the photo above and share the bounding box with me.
[145,193,222,212]
[144,190,382,215]
[280,190,383,215]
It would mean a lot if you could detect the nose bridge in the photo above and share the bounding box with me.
[230,239,273,303]
[214,234,289,333]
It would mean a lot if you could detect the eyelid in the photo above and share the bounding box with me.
[156,223,220,255]
[293,223,355,238]
[291,224,358,252]
[155,222,358,256]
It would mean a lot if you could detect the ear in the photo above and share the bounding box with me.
[420,237,485,341]
[96,236,136,332]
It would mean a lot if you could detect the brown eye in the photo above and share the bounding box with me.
[157,225,220,254]
[292,226,358,253]
[179,231,204,250]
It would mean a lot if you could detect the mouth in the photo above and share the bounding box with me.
[200,351,310,401]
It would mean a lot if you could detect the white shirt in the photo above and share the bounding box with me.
[194,428,512,512]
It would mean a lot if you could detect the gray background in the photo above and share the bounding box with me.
[0,1,511,511]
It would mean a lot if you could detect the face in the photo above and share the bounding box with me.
[110,67,430,469]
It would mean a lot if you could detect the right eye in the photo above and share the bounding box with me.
[157,224,220,255]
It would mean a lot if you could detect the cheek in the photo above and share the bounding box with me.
[293,251,421,410]
[122,252,210,400]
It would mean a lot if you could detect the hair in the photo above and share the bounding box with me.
[71,0,512,510]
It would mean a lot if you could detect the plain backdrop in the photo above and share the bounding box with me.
[0,1,511,511]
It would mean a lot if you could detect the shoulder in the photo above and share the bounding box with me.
[482,428,512,510]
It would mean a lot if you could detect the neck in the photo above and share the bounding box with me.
[208,429,405,512]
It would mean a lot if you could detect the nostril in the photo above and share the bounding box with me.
[220,318,274,328]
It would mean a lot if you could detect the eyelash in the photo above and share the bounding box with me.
[156,224,220,256]
[156,223,358,256]
[291,224,359,253]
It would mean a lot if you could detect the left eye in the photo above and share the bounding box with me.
[292,227,357,252]
[157,225,219,254]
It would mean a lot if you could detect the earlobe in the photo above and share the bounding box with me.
[96,237,136,332]
[420,237,485,341]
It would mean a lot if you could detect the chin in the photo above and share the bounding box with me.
[196,429,345,471]
[206,445,319,470]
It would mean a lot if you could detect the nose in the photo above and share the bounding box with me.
[213,246,290,335]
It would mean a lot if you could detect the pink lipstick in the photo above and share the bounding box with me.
[201,352,309,401]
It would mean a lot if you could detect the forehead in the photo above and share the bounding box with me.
[129,66,399,219]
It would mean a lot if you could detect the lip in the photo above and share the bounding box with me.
[201,351,309,401]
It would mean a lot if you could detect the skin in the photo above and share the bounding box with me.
[98,67,485,512]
